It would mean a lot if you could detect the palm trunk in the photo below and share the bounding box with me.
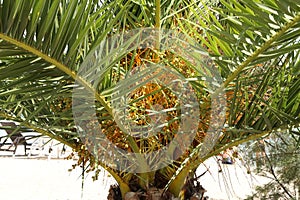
[107,174,208,200]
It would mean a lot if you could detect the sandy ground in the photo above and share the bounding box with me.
[0,154,271,200]
[0,122,271,199]
[0,137,270,200]
[196,158,270,200]
[0,157,117,200]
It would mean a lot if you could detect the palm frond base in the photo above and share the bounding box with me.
[107,179,208,200]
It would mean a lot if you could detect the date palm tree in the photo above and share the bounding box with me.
[0,0,299,199]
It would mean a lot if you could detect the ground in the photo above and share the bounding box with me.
[0,152,270,200]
